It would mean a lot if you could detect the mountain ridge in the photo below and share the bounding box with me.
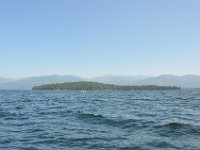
[0,74,200,89]
[134,75,200,88]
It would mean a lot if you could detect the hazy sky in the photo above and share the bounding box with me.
[0,0,200,78]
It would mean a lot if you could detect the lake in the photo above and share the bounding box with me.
[0,90,200,150]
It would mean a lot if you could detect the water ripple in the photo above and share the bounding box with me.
[0,90,200,150]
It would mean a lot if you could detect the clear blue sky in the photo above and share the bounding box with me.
[0,0,200,78]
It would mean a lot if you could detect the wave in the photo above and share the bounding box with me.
[119,145,143,150]
[159,122,187,129]
[147,141,179,149]
[157,122,195,129]
[76,112,150,130]
[155,122,200,136]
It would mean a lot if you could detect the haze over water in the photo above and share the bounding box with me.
[1,90,200,150]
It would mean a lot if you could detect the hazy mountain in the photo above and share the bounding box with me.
[0,77,14,84]
[90,75,149,85]
[1,74,200,90]
[135,75,200,88]
[0,75,82,90]
[0,75,148,89]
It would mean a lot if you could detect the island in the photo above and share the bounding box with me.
[32,81,181,90]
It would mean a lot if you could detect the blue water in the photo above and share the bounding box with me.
[0,90,200,150]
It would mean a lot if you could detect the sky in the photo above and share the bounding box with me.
[0,0,200,78]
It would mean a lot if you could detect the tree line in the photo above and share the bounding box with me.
[32,81,181,90]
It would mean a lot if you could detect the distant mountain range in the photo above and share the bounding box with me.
[90,75,149,85]
[0,75,82,90]
[0,77,14,84]
[0,74,200,90]
[134,75,200,88]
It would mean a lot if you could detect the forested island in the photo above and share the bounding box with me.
[32,81,180,90]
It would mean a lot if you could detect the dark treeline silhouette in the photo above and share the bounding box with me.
[32,81,180,90]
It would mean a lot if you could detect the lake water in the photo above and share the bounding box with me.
[0,90,200,150]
